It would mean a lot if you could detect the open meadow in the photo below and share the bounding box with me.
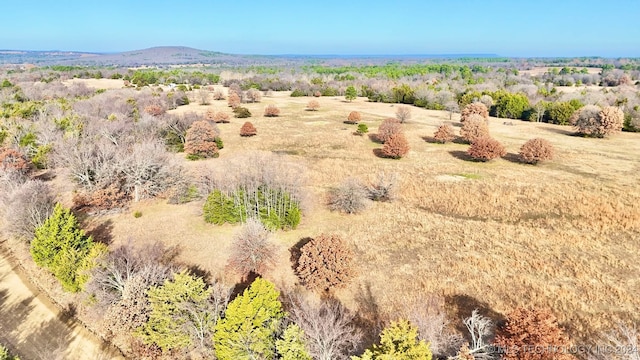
[80,84,640,344]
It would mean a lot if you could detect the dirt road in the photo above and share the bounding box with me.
[0,247,123,360]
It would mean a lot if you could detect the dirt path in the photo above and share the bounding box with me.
[0,246,123,360]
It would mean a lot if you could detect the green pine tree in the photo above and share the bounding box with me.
[345,86,358,102]
[352,320,432,360]
[138,271,213,352]
[30,203,96,292]
[276,324,312,360]
[214,277,284,360]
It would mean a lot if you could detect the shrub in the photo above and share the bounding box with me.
[0,148,30,174]
[184,120,219,159]
[460,102,489,123]
[313,91,321,97]
[346,111,361,124]
[366,172,397,202]
[296,234,355,291]
[212,89,225,100]
[345,85,357,102]
[213,111,230,123]
[460,115,490,144]
[571,105,624,138]
[227,218,277,276]
[377,118,401,143]
[433,124,456,143]
[381,132,410,159]
[133,211,142,218]
[233,106,252,118]
[545,101,577,125]
[353,320,432,360]
[356,123,369,135]
[395,105,412,123]
[307,100,320,111]
[2,180,55,240]
[328,178,368,214]
[240,122,257,137]
[264,104,281,117]
[467,137,506,161]
[494,308,572,360]
[290,89,305,97]
[245,88,262,103]
[228,92,241,108]
[493,91,530,119]
[519,138,554,164]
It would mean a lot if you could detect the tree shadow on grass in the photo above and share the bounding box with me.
[372,148,388,159]
[230,271,260,300]
[368,133,383,144]
[502,152,524,164]
[542,126,576,136]
[445,294,505,335]
[353,282,385,352]
[289,237,312,272]
[85,219,114,246]
[448,150,476,162]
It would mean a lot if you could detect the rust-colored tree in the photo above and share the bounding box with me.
[313,91,322,97]
[395,105,412,123]
[184,121,219,159]
[460,115,490,144]
[467,137,506,161]
[377,118,401,143]
[228,92,241,108]
[296,234,355,292]
[519,138,554,164]
[382,132,410,159]
[144,104,166,117]
[240,122,257,137]
[494,308,573,360]
[264,104,281,117]
[571,105,624,138]
[307,100,320,111]
[460,102,489,123]
[0,148,30,174]
[213,111,230,123]
[433,124,456,143]
[346,111,362,124]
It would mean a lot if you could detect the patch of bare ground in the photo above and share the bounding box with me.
[79,85,640,344]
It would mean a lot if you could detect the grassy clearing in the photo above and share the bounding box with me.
[95,88,640,343]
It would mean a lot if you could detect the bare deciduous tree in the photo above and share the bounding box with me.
[307,100,320,111]
[289,296,362,360]
[2,179,55,240]
[395,106,412,123]
[226,218,278,277]
[328,178,369,214]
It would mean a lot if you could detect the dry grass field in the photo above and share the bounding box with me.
[84,85,639,344]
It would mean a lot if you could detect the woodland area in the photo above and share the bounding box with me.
[0,56,639,359]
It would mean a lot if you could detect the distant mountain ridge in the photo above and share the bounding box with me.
[0,46,502,67]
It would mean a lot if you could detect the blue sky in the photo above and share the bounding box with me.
[2,0,639,57]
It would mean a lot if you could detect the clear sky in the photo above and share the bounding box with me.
[2,0,639,57]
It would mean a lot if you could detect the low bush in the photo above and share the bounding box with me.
[356,123,368,136]
[571,105,624,138]
[433,124,456,143]
[519,138,554,164]
[264,104,280,117]
[307,100,320,111]
[240,122,257,137]
[346,111,361,124]
[233,107,252,118]
[377,118,401,143]
[460,102,489,123]
[328,178,368,214]
[467,137,506,161]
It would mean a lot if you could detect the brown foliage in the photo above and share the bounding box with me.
[212,89,225,100]
[346,111,362,124]
[143,104,165,117]
[213,112,230,123]
[307,99,320,111]
[395,105,412,123]
[245,88,262,103]
[494,308,573,360]
[571,105,624,138]
[467,137,506,161]
[73,182,131,212]
[296,234,355,291]
[460,102,489,123]
[377,118,401,143]
[240,122,257,137]
[226,218,278,277]
[228,92,241,108]
[0,147,30,174]
[519,138,555,164]
[381,132,410,159]
[184,120,219,158]
[313,91,322,97]
[264,104,281,117]
[433,124,456,143]
[460,115,490,144]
